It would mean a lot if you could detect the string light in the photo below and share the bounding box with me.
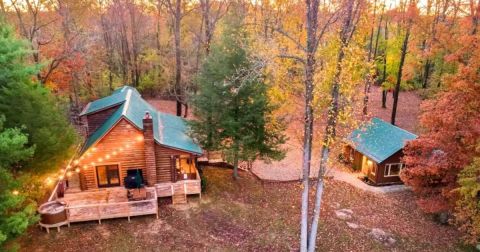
[66,171,72,177]
[12,190,19,196]
[112,151,117,156]
[92,147,97,152]
[67,165,71,169]
[136,136,143,142]
[83,165,87,170]
[74,160,79,165]
[58,175,65,180]
[105,154,110,159]
[75,168,81,173]
[125,144,131,149]
[98,158,103,162]
[119,147,124,152]
[46,178,53,185]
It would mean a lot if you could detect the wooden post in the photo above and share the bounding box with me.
[97,206,101,224]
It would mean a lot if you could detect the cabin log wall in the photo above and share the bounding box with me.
[154,145,191,183]
[78,119,146,190]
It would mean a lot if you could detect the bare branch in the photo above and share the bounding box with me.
[276,54,306,64]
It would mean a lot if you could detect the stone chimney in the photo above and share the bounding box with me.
[143,111,157,186]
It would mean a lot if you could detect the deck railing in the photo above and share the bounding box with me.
[65,187,159,223]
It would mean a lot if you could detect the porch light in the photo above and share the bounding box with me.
[367,160,373,166]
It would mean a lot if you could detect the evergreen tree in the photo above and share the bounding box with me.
[0,115,37,246]
[190,12,286,179]
[0,20,77,172]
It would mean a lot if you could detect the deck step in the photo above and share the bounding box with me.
[171,184,187,204]
[172,192,187,204]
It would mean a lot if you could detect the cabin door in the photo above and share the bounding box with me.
[96,165,120,187]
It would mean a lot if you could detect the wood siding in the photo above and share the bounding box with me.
[376,150,404,185]
[83,105,121,136]
[154,145,191,183]
[77,119,146,190]
[347,144,404,185]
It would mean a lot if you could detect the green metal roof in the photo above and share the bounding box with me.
[346,117,417,163]
[80,86,202,155]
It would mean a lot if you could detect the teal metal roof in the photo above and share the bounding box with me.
[346,117,417,163]
[80,86,202,155]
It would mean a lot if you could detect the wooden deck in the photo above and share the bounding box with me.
[155,179,201,197]
[60,187,158,223]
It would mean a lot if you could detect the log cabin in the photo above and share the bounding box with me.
[70,86,202,202]
[343,117,417,186]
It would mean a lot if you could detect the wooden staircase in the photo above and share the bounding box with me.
[171,183,187,204]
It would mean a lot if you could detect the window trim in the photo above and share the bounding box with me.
[95,163,121,188]
[384,163,404,177]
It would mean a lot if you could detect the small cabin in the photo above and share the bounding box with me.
[343,118,417,186]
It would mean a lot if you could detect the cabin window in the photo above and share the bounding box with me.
[96,164,120,187]
[385,163,404,177]
[173,155,196,180]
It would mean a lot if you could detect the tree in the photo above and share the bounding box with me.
[391,1,416,125]
[401,2,480,214]
[308,0,360,250]
[190,11,286,180]
[0,21,77,172]
[455,157,480,244]
[162,0,187,117]
[0,115,37,246]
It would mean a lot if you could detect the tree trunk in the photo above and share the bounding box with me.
[382,90,387,108]
[381,18,388,109]
[422,59,431,88]
[307,1,355,251]
[391,19,411,125]
[300,0,320,251]
[363,0,378,116]
[232,149,239,180]
[174,0,183,117]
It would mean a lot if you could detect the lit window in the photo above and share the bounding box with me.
[385,163,404,177]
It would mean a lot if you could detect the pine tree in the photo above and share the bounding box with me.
[0,115,37,246]
[190,12,286,179]
[0,20,77,172]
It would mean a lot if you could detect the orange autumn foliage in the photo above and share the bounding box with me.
[401,22,480,213]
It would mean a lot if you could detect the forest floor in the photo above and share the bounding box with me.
[252,86,422,181]
[15,168,465,251]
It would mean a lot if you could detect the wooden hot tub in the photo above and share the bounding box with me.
[38,201,68,231]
